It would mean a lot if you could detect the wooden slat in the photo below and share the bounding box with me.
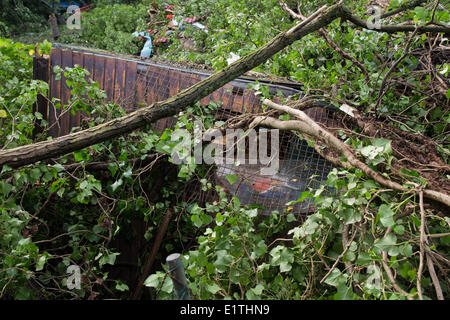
[168,70,180,98]
[60,50,73,136]
[124,61,137,111]
[104,57,116,103]
[48,48,62,138]
[157,70,170,102]
[135,73,147,108]
[221,84,234,111]
[114,59,127,105]
[93,55,106,90]
[32,57,49,138]
[82,53,95,131]
[243,88,259,113]
[231,87,245,113]
[144,65,160,105]
[71,51,84,129]
[210,87,225,109]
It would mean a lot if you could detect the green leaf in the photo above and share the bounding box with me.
[225,174,238,185]
[206,283,222,294]
[144,274,160,288]
[36,255,47,271]
[111,179,123,192]
[337,282,354,300]
[286,213,296,222]
[324,268,346,287]
[339,207,361,224]
[251,240,267,259]
[375,233,397,252]
[115,282,129,292]
[0,181,13,197]
[356,252,372,266]
[378,204,395,228]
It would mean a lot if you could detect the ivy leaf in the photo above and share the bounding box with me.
[339,207,361,224]
[356,252,372,266]
[374,233,397,252]
[337,282,354,300]
[206,282,222,294]
[115,282,129,292]
[251,240,267,259]
[378,204,395,228]
[111,179,123,192]
[144,274,160,288]
[0,181,13,197]
[225,174,238,185]
[36,255,47,271]
[324,268,346,287]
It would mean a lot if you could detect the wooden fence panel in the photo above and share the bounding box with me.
[43,48,300,138]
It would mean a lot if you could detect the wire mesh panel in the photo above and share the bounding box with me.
[211,108,338,217]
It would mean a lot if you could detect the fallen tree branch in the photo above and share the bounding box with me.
[0,3,346,170]
[1,3,449,170]
[249,99,450,209]
[380,0,426,19]
[419,191,445,300]
[417,191,426,300]
[343,10,450,34]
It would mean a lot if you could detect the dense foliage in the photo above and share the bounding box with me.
[0,0,449,300]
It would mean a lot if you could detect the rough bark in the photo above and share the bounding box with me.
[0,3,346,170]
[250,99,450,209]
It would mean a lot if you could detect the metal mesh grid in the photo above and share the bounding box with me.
[133,64,338,216]
[212,111,337,216]
[47,48,337,216]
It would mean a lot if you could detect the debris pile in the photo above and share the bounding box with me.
[133,2,208,58]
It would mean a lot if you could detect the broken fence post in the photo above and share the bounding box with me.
[166,253,190,300]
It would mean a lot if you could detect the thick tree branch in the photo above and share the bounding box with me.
[250,99,450,209]
[380,0,426,19]
[0,3,346,170]
[343,11,450,34]
[0,3,448,170]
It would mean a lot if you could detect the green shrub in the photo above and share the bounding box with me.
[61,2,151,55]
